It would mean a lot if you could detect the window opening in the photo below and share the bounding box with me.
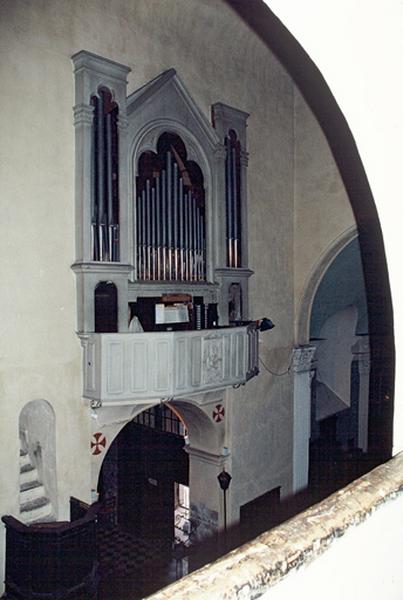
[134,404,187,437]
[225,129,242,268]
[90,88,120,262]
[136,132,206,282]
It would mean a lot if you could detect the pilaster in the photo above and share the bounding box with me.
[186,445,230,541]
[292,345,316,492]
[353,335,371,452]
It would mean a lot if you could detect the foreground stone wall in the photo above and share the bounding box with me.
[149,452,403,599]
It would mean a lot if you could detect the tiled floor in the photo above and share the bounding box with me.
[97,525,180,600]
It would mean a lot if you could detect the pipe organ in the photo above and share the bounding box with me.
[72,52,260,403]
[136,133,206,282]
[225,130,242,268]
[72,53,253,335]
[90,88,120,262]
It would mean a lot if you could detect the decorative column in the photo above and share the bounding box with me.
[292,345,316,493]
[353,336,371,452]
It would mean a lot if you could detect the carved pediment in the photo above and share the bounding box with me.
[127,68,221,163]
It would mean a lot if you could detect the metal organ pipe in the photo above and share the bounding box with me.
[167,151,172,280]
[183,189,189,281]
[90,90,120,263]
[173,162,178,280]
[161,169,167,280]
[96,93,105,260]
[225,137,232,268]
[225,133,242,269]
[151,186,156,280]
[146,179,152,280]
[231,145,238,268]
[136,143,206,282]
[90,97,98,261]
[179,178,184,280]
[141,190,147,279]
[156,174,161,279]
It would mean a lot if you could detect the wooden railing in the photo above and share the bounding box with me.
[2,499,99,600]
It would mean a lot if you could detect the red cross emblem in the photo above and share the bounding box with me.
[212,404,225,423]
[91,432,106,455]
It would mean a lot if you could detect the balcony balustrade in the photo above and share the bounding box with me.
[81,324,259,406]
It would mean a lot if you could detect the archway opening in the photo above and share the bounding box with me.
[18,400,57,524]
[308,238,378,499]
[96,404,190,599]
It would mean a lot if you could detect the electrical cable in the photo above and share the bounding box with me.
[259,355,292,377]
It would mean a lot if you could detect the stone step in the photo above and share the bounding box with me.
[19,452,31,469]
[20,497,53,524]
[20,464,39,486]
[20,479,42,492]
[20,482,46,505]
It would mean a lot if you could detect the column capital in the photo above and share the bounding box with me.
[185,445,228,467]
[213,144,227,161]
[292,345,316,373]
[73,103,94,127]
[117,114,129,131]
[240,150,249,167]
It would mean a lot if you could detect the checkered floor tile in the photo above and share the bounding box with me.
[97,525,178,599]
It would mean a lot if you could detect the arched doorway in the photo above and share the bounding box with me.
[96,402,212,599]
[94,397,230,599]
[308,238,375,495]
[19,400,57,524]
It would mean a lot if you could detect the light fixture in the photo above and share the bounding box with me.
[257,317,275,331]
[217,469,232,534]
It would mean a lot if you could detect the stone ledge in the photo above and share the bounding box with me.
[148,452,403,599]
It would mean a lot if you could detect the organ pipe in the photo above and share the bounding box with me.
[225,131,242,268]
[136,138,206,281]
[90,89,120,262]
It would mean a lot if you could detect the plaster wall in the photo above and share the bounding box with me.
[0,0,299,518]
[0,0,92,574]
[293,87,355,330]
[0,0,361,593]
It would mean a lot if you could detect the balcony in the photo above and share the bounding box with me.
[81,324,259,406]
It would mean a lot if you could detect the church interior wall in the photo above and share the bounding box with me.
[0,0,365,593]
[293,86,356,326]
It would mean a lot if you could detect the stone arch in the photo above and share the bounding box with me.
[19,399,57,521]
[296,226,358,345]
[170,399,224,455]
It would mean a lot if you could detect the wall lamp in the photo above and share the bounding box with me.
[257,318,275,331]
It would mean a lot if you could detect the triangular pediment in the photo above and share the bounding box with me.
[127,68,220,150]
